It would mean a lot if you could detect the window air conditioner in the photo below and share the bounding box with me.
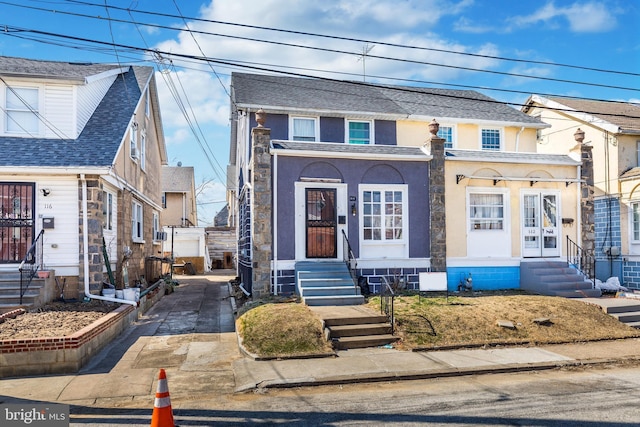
[155,231,167,241]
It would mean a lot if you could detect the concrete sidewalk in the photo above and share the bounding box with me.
[1,272,640,409]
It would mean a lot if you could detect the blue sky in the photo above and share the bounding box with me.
[0,0,638,225]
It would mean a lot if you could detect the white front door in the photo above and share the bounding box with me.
[521,191,560,257]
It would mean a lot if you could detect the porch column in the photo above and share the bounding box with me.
[576,128,595,256]
[250,110,273,298]
[426,119,447,272]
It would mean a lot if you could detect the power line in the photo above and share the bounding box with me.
[60,0,639,77]
[1,25,639,121]
[1,1,638,93]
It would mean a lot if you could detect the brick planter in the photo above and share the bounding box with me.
[0,281,166,378]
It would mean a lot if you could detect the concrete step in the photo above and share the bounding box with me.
[554,289,602,298]
[602,302,640,314]
[331,334,399,350]
[303,295,365,306]
[546,281,594,291]
[298,270,353,279]
[624,321,640,329]
[298,278,355,288]
[612,311,640,323]
[327,323,392,338]
[323,315,390,327]
[300,286,360,297]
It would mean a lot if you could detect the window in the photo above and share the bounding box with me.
[140,131,146,171]
[145,88,150,118]
[152,211,160,242]
[347,120,371,144]
[362,188,404,241]
[132,201,143,242]
[162,193,166,209]
[633,202,640,242]
[5,87,39,134]
[130,123,138,160]
[637,141,640,167]
[469,193,504,230]
[481,128,501,151]
[291,117,317,141]
[103,191,113,231]
[438,125,454,149]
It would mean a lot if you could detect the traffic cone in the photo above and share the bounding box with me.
[150,368,175,427]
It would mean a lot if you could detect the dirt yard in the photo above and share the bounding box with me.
[0,300,118,340]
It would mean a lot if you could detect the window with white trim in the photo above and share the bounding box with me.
[469,192,504,230]
[347,120,372,144]
[132,201,143,242]
[5,86,39,134]
[103,191,113,231]
[145,88,150,118]
[633,202,640,242]
[152,211,160,242]
[291,117,317,141]
[362,187,405,241]
[481,128,501,151]
[438,125,454,149]
[130,124,138,160]
[140,131,146,171]
[637,141,640,167]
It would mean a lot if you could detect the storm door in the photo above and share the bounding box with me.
[0,183,35,263]
[522,191,560,257]
[305,188,337,258]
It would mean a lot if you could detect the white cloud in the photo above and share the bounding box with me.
[510,1,618,33]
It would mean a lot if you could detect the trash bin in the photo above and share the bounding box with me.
[183,262,196,275]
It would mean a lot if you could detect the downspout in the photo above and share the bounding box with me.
[81,174,137,307]
[273,148,278,295]
[515,126,525,152]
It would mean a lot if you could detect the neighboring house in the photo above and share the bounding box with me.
[523,95,640,288]
[161,164,197,227]
[228,72,593,302]
[0,56,167,305]
[160,164,210,273]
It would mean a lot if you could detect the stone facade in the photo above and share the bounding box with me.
[250,125,273,298]
[427,121,447,272]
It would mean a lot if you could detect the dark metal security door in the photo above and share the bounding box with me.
[306,188,337,258]
[0,183,35,263]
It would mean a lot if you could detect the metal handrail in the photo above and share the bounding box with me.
[341,229,357,283]
[18,229,45,304]
[566,236,595,285]
[381,277,395,334]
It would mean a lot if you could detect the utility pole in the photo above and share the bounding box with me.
[357,44,375,82]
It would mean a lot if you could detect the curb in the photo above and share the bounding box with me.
[235,357,637,392]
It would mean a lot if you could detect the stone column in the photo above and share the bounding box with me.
[426,119,447,272]
[576,128,595,257]
[250,109,273,298]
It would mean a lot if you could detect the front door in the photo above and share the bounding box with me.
[522,191,560,257]
[305,188,337,258]
[0,182,35,263]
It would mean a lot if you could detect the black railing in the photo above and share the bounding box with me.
[341,229,357,283]
[566,236,595,285]
[18,229,45,304]
[381,277,395,334]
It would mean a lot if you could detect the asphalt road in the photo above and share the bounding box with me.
[69,365,640,426]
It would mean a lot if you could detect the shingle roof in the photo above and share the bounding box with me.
[232,72,544,125]
[271,140,427,158]
[546,96,640,134]
[446,149,580,165]
[162,166,195,192]
[0,59,152,168]
[0,55,123,81]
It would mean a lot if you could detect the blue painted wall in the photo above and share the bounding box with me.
[594,196,623,283]
[320,117,344,142]
[275,155,430,260]
[375,120,396,145]
[447,266,520,291]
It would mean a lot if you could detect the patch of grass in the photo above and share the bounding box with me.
[237,293,640,357]
[237,303,333,358]
[368,294,640,349]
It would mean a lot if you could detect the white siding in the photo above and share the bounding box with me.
[44,85,75,138]
[37,177,80,276]
[76,74,116,136]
